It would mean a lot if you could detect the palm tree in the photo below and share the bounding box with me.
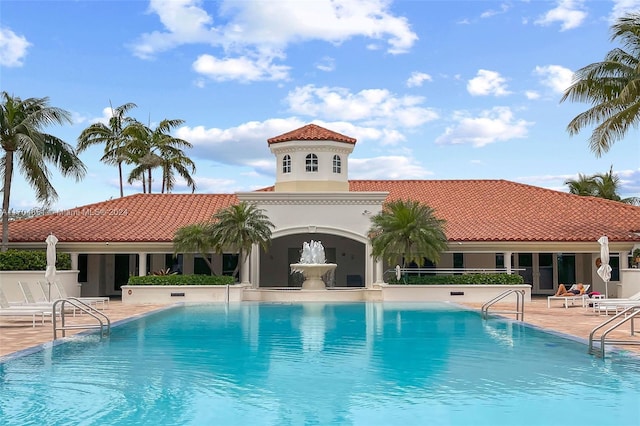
[172,223,216,273]
[368,199,448,271]
[0,92,86,251]
[564,173,596,196]
[560,12,640,156]
[160,148,196,193]
[593,166,622,201]
[564,167,639,205]
[126,119,192,193]
[209,201,275,278]
[77,102,137,197]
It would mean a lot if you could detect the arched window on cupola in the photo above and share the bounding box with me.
[333,155,341,173]
[282,154,291,173]
[305,154,318,172]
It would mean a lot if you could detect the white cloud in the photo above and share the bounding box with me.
[192,53,290,82]
[535,0,587,31]
[175,116,421,178]
[467,70,512,96]
[525,90,541,100]
[480,3,511,19]
[348,156,434,180]
[130,0,418,82]
[435,107,533,147]
[406,71,432,88]
[285,84,439,128]
[609,0,640,23]
[176,118,302,166]
[533,64,574,94]
[315,56,335,72]
[0,27,31,67]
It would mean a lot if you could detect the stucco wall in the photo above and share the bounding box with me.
[0,270,80,302]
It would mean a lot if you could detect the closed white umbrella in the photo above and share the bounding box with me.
[597,235,612,298]
[45,234,58,301]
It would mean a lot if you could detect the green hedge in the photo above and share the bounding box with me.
[127,274,236,286]
[387,273,525,285]
[0,250,71,271]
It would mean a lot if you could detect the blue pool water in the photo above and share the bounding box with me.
[1,302,639,426]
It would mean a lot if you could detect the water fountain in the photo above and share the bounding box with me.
[290,240,337,290]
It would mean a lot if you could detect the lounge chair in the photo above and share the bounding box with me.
[547,284,590,308]
[49,281,110,310]
[0,287,47,327]
[592,291,640,315]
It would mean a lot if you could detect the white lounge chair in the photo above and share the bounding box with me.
[50,281,110,310]
[547,284,590,308]
[17,281,57,309]
[592,291,640,315]
[0,287,47,327]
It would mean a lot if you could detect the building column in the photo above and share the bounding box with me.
[138,252,147,276]
[241,250,251,285]
[504,251,513,274]
[365,243,374,289]
[375,258,384,285]
[251,243,260,288]
[70,252,79,270]
[621,251,630,269]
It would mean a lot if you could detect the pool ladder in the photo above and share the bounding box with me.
[481,289,526,321]
[588,305,640,358]
[52,298,111,340]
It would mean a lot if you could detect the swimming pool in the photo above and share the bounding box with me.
[1,302,639,425]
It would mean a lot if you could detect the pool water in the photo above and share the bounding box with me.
[1,302,639,426]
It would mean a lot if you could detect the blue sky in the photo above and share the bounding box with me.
[1,0,639,211]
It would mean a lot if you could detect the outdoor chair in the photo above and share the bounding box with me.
[547,284,590,308]
[0,287,48,327]
[592,291,640,315]
[50,281,110,310]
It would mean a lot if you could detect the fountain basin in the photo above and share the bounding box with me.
[290,263,337,290]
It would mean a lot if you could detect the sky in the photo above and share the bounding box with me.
[1,0,639,212]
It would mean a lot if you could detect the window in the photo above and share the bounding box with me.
[453,253,464,275]
[610,254,620,281]
[305,154,318,172]
[282,155,291,173]
[333,155,341,173]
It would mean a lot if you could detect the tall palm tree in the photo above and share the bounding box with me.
[126,118,192,193]
[560,12,640,156]
[77,102,137,197]
[160,148,196,193]
[209,201,275,278]
[172,223,216,273]
[0,92,86,251]
[368,199,448,270]
[564,173,596,196]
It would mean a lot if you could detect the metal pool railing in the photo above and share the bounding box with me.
[588,305,640,358]
[481,289,526,321]
[52,297,111,340]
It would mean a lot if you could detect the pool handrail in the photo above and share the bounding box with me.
[588,305,640,358]
[481,289,526,321]
[52,297,111,340]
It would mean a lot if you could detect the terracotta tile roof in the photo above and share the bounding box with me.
[7,193,238,243]
[5,180,640,244]
[267,124,357,145]
[349,179,640,243]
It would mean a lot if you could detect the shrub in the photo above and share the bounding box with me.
[127,274,235,286]
[0,250,71,271]
[387,273,524,285]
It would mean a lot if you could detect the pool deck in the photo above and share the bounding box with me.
[1,296,639,358]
